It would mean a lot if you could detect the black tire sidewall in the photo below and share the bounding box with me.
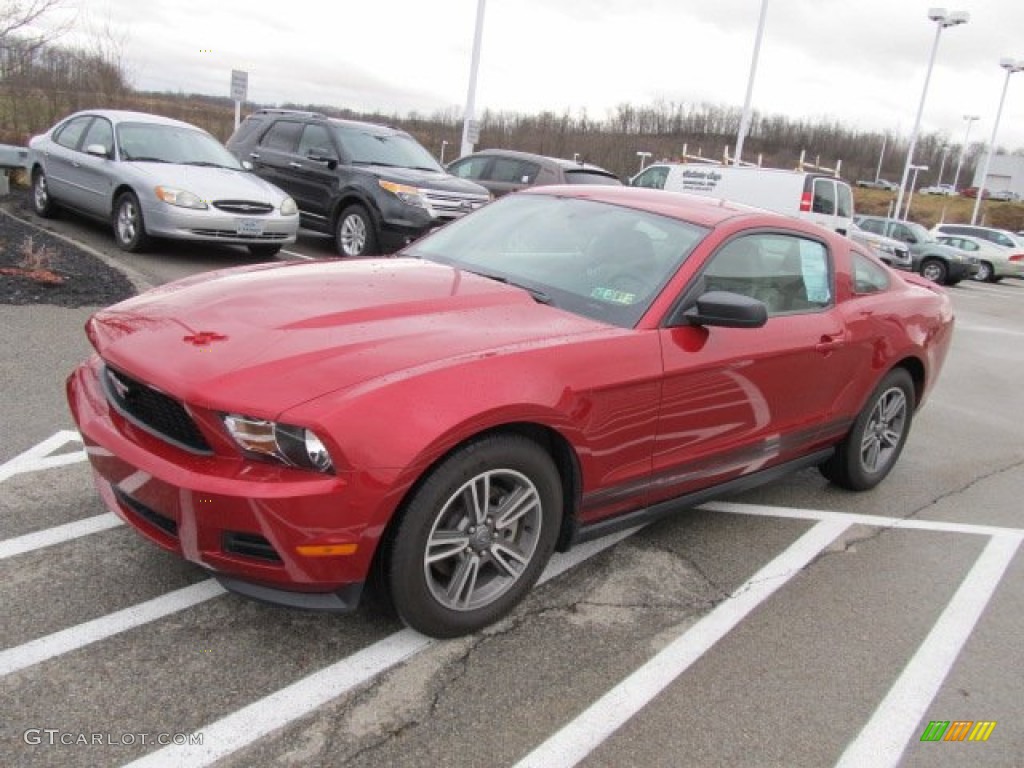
[386,435,562,638]
[921,259,947,285]
[114,192,146,252]
[32,170,54,217]
[335,205,377,257]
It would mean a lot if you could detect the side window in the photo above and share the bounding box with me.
[491,157,529,183]
[891,224,913,243]
[812,179,836,215]
[992,233,1014,247]
[631,166,669,189]
[260,120,303,152]
[53,116,93,150]
[836,183,853,217]
[702,233,831,315]
[518,161,541,184]
[852,252,890,294]
[448,156,490,180]
[297,124,334,158]
[80,117,113,156]
[859,219,884,236]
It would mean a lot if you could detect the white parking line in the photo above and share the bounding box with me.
[512,519,850,768]
[0,430,86,483]
[0,513,122,560]
[119,528,640,768]
[280,248,314,260]
[0,581,226,678]
[835,532,1022,767]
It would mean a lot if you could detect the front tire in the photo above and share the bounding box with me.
[335,204,377,257]
[32,169,57,218]
[113,192,150,252]
[386,434,562,638]
[919,258,947,285]
[820,368,915,491]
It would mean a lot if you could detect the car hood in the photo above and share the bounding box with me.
[125,163,289,203]
[87,259,609,417]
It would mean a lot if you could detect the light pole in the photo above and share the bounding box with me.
[440,140,449,165]
[893,8,969,222]
[971,58,1024,225]
[950,114,979,193]
[935,145,950,186]
[904,164,929,220]
[734,0,768,165]
[636,151,652,172]
[874,134,887,183]
[460,0,487,158]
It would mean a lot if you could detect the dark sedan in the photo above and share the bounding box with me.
[447,148,621,197]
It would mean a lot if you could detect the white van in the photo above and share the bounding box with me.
[631,163,854,234]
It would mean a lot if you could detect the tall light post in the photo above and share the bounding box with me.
[440,140,449,165]
[734,0,768,165]
[893,8,969,221]
[904,164,929,220]
[935,145,950,185]
[460,0,487,158]
[874,134,887,183]
[636,151,652,172]
[950,114,979,192]
[971,58,1024,225]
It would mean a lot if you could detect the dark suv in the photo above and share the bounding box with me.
[853,215,978,285]
[226,110,490,256]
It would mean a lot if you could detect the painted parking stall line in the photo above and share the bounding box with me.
[118,528,640,768]
[835,532,1023,768]
[0,430,86,483]
[511,518,851,768]
[0,512,122,560]
[0,580,226,678]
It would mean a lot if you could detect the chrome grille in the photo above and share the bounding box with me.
[422,189,490,220]
[187,229,290,241]
[213,200,275,215]
[101,365,212,454]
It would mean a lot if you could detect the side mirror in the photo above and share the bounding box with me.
[241,160,253,170]
[677,291,768,329]
[85,144,110,159]
[306,147,338,169]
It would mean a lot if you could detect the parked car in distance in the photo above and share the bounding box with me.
[226,109,491,257]
[630,162,855,234]
[446,148,621,197]
[67,186,954,638]
[988,189,1020,202]
[854,215,978,285]
[27,110,299,256]
[856,178,898,191]
[960,187,989,199]
[932,223,1024,250]
[918,184,957,196]
[848,222,912,270]
[934,234,1024,282]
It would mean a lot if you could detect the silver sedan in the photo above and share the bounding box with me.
[27,109,299,257]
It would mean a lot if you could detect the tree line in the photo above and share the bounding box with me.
[2,22,1018,188]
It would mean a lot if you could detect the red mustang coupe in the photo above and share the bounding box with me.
[67,187,954,637]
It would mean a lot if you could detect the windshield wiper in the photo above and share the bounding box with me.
[123,156,169,163]
[182,161,233,169]
[351,160,401,168]
[473,271,552,305]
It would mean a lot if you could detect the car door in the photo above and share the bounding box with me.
[71,115,116,216]
[41,115,94,208]
[285,123,339,225]
[651,231,861,504]
[247,119,303,198]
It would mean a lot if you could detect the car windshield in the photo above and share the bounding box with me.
[117,123,241,168]
[333,126,442,171]
[405,194,708,328]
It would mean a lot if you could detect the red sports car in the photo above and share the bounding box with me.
[67,186,955,638]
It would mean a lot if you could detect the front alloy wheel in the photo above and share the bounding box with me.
[920,259,947,285]
[113,192,150,252]
[386,435,561,637]
[335,204,377,257]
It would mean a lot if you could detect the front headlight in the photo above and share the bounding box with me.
[222,414,334,473]
[155,186,208,209]
[379,179,429,209]
[280,197,298,216]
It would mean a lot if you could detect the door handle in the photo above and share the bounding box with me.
[249,152,261,159]
[288,162,303,169]
[815,333,845,354]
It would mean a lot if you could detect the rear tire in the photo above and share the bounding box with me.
[919,258,947,285]
[31,169,57,218]
[973,261,995,283]
[819,368,915,491]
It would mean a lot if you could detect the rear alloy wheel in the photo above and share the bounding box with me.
[974,261,995,283]
[386,435,562,638]
[820,368,915,491]
[32,169,57,218]
[113,192,150,252]
[919,258,947,285]
[335,204,377,257]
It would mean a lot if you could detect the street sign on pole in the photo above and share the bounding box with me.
[230,70,248,130]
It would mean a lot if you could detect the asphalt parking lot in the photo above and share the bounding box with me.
[2,204,1023,767]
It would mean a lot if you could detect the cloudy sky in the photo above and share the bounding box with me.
[36,0,1024,153]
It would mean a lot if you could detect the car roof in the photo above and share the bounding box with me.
[518,184,806,229]
[462,148,616,174]
[60,109,201,131]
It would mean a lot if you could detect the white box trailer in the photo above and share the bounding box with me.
[631,163,854,234]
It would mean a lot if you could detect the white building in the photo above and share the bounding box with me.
[972,154,1024,197]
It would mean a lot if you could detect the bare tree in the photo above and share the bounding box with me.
[1,0,71,54]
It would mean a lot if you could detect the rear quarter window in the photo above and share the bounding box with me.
[852,252,890,294]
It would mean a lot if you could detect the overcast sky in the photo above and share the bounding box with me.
[37,0,1024,156]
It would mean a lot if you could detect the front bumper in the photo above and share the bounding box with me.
[142,201,299,247]
[67,357,376,606]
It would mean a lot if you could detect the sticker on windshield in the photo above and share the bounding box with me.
[591,287,638,305]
